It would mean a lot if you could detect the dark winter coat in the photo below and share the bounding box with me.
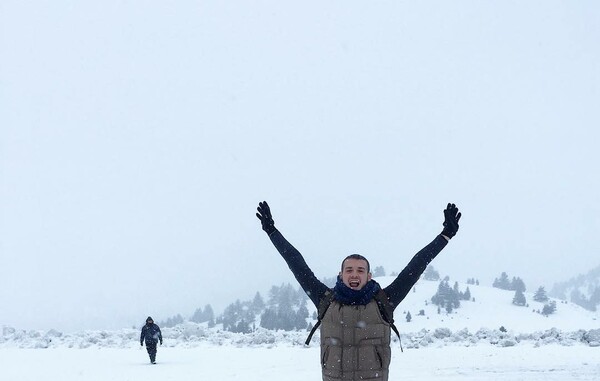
[268,229,448,381]
[140,323,162,345]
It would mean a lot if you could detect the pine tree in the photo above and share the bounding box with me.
[373,266,386,277]
[512,289,527,306]
[431,279,460,309]
[493,272,511,290]
[191,304,215,323]
[463,287,471,301]
[258,283,311,331]
[222,300,243,332]
[277,303,296,331]
[423,266,440,281]
[251,292,265,314]
[294,305,309,330]
[296,285,308,305]
[431,280,450,306]
[204,304,214,322]
[190,307,204,323]
[222,300,255,332]
[268,285,281,305]
[236,319,251,333]
[511,277,526,292]
[406,311,412,322]
[590,287,600,306]
[161,313,185,328]
[259,308,277,330]
[533,286,549,302]
[542,301,557,316]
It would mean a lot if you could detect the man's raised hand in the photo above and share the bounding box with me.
[441,203,461,239]
[256,201,276,234]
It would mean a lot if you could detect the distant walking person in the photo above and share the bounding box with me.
[140,316,162,364]
[256,201,461,381]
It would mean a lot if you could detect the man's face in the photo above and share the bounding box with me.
[339,258,372,290]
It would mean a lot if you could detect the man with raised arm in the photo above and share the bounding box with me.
[256,201,461,381]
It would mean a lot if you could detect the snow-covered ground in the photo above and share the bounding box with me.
[2,345,599,381]
[2,279,599,380]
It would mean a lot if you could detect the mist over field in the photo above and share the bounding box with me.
[1,1,599,337]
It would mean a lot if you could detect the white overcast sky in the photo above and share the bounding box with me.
[1,1,599,331]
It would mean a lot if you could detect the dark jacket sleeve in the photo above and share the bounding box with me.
[383,235,448,309]
[157,326,162,342]
[140,326,145,344]
[268,229,329,307]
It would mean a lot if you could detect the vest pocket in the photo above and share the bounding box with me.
[375,347,383,369]
[321,345,342,378]
[357,346,384,371]
[321,345,330,366]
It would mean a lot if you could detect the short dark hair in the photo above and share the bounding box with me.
[341,254,370,273]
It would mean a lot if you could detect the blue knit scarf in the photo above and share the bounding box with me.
[333,276,381,305]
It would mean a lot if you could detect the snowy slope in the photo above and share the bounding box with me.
[381,277,600,332]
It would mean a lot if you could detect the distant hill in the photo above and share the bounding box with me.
[549,265,600,311]
[3,275,600,349]
[210,275,600,334]
[381,277,599,332]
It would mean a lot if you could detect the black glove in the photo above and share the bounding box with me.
[441,203,461,239]
[160,341,163,345]
[256,201,276,235]
[140,342,143,346]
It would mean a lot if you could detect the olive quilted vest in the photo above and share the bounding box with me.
[320,299,391,381]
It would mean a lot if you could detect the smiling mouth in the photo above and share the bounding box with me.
[349,280,360,288]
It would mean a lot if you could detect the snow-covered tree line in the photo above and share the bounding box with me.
[491,271,558,315]
[549,265,600,312]
[215,283,309,334]
[160,305,215,328]
[162,266,596,333]
[430,277,472,314]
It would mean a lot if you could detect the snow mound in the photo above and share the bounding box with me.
[2,323,599,350]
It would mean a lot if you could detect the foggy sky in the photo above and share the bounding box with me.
[1,1,599,331]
